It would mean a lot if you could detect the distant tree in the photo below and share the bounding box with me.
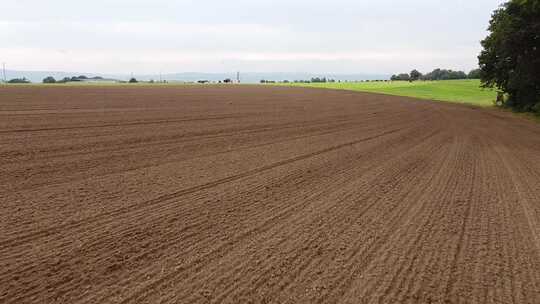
[310,77,327,83]
[478,0,540,112]
[422,69,439,80]
[8,77,30,83]
[420,68,468,81]
[454,71,466,79]
[409,69,422,81]
[58,77,71,83]
[42,76,56,84]
[223,78,232,83]
[395,73,410,81]
[467,69,482,79]
[128,77,138,83]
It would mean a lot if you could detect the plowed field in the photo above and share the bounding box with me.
[1,85,540,303]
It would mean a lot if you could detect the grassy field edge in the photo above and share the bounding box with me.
[272,79,497,107]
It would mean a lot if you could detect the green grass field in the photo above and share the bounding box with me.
[278,79,497,107]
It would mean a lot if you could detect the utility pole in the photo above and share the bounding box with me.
[237,71,240,84]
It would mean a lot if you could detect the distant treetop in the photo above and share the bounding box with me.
[391,68,478,81]
[43,76,56,84]
[8,77,30,84]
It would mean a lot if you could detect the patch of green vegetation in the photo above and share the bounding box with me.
[278,80,497,107]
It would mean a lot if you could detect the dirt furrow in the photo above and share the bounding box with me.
[1,85,540,304]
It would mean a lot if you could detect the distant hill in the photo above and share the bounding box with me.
[2,70,390,84]
[2,70,122,83]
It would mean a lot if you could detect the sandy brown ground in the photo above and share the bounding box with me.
[1,85,540,304]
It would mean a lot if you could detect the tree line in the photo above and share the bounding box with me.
[261,78,343,84]
[42,75,105,83]
[5,77,31,84]
[390,68,481,82]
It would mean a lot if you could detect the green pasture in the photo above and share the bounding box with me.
[277,79,497,107]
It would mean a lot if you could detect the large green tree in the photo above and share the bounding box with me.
[478,0,540,112]
[409,69,422,81]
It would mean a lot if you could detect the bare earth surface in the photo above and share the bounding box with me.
[1,85,540,304]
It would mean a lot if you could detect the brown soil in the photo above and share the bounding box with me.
[1,85,540,304]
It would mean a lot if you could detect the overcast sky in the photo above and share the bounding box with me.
[1,0,504,74]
